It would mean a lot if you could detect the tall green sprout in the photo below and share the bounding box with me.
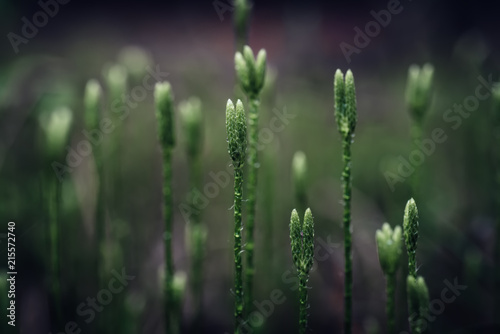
[172,271,187,334]
[405,64,434,196]
[155,82,176,334]
[403,198,419,278]
[39,106,73,329]
[226,99,247,333]
[179,97,207,331]
[376,223,403,334]
[334,69,357,334]
[84,79,104,270]
[234,0,251,52]
[289,208,315,334]
[234,45,266,316]
[402,198,429,333]
[292,151,308,216]
[406,275,429,334]
[104,64,128,215]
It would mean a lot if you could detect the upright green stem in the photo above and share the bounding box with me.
[190,156,204,332]
[342,139,352,334]
[289,209,314,334]
[234,0,250,52]
[299,273,308,334]
[334,69,357,334]
[226,99,247,333]
[162,148,174,334]
[234,167,244,332]
[386,274,396,334]
[410,124,422,199]
[245,96,259,315]
[48,175,62,329]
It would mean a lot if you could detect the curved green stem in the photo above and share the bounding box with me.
[162,148,174,334]
[245,97,259,316]
[342,138,352,334]
[234,167,244,333]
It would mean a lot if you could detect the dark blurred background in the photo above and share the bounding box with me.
[1,0,500,333]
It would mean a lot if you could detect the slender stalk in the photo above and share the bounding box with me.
[342,138,352,333]
[334,69,357,334]
[48,173,62,328]
[234,166,244,329]
[289,208,315,334]
[104,64,128,213]
[180,97,205,332]
[262,148,275,275]
[375,223,402,334]
[386,274,396,334]
[298,273,308,334]
[226,99,247,333]
[84,81,105,323]
[244,96,259,315]
[233,0,251,52]
[292,151,308,217]
[155,82,176,334]
[234,46,266,317]
[38,106,72,331]
[163,147,174,333]
[405,64,434,199]
[407,275,429,334]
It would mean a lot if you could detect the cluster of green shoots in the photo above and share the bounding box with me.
[374,198,430,334]
[234,44,267,317]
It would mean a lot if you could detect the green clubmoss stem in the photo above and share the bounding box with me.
[226,99,247,333]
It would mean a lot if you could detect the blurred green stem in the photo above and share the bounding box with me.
[46,173,62,329]
[244,96,259,317]
[386,274,396,334]
[234,0,250,52]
